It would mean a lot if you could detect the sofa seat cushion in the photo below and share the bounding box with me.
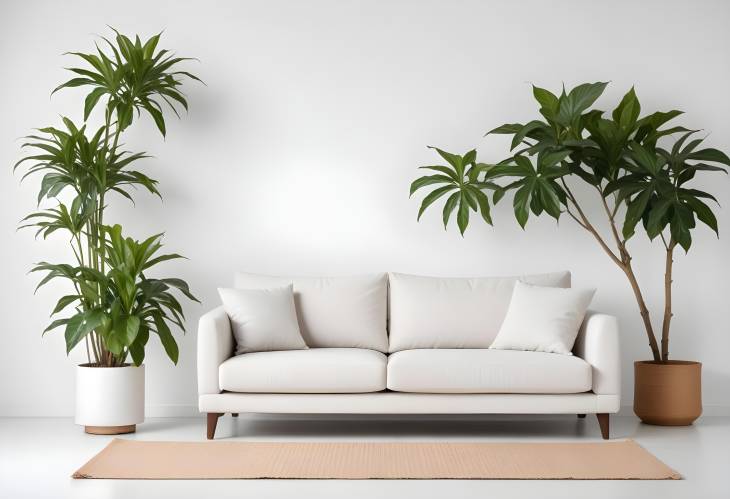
[387,349,592,394]
[219,348,387,393]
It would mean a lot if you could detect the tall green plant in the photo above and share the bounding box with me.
[411,83,729,362]
[14,29,201,367]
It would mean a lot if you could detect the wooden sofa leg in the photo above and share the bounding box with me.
[577,413,586,418]
[207,412,223,440]
[596,413,610,439]
[232,413,239,417]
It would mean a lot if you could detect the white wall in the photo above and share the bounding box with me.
[1,0,729,417]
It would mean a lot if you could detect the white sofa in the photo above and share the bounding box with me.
[198,271,620,439]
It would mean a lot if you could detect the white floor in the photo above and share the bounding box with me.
[1,414,728,499]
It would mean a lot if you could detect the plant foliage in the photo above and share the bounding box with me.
[14,29,201,367]
[411,82,728,361]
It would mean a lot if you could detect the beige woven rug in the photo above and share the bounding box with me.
[73,439,680,480]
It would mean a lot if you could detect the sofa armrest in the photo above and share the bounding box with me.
[197,306,234,395]
[573,311,620,396]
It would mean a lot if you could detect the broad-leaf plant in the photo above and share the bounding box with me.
[14,29,201,367]
[411,83,728,362]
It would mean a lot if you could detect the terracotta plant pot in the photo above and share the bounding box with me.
[633,360,702,426]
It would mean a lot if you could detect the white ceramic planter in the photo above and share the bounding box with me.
[75,364,145,434]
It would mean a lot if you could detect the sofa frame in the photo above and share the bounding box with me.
[198,307,620,440]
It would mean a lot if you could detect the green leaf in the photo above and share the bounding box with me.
[645,198,673,239]
[418,165,459,181]
[612,86,641,129]
[64,309,105,354]
[628,141,659,175]
[670,204,695,251]
[141,253,185,271]
[485,123,523,136]
[456,193,470,235]
[117,314,141,346]
[409,175,454,196]
[469,186,493,225]
[513,179,535,228]
[513,155,536,176]
[141,99,167,136]
[679,187,718,204]
[532,85,559,113]
[537,179,562,219]
[670,130,699,157]
[676,162,727,186]
[51,77,96,95]
[117,103,134,130]
[570,82,609,111]
[83,87,107,121]
[428,147,462,171]
[417,185,458,220]
[683,196,718,236]
[511,120,546,151]
[469,162,494,181]
[622,189,652,239]
[142,32,161,59]
[442,191,460,229]
[462,187,478,211]
[539,149,571,170]
[52,295,80,315]
[43,318,70,335]
[128,324,149,366]
[556,82,608,125]
[687,148,730,166]
[157,277,198,302]
[153,313,179,364]
[635,110,683,138]
[493,187,506,204]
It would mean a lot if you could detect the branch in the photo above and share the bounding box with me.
[564,205,589,230]
[661,239,677,361]
[560,179,624,268]
[559,179,661,361]
[611,193,621,218]
[659,231,670,251]
[595,185,629,262]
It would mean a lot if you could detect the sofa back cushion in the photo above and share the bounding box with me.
[387,271,571,353]
[234,272,389,352]
[218,285,307,355]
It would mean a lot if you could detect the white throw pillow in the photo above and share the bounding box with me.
[387,271,571,353]
[218,285,308,355]
[234,273,389,352]
[489,281,596,355]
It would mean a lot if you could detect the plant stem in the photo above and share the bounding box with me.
[90,332,100,364]
[98,115,124,366]
[661,239,677,362]
[75,235,85,266]
[621,260,661,361]
[596,186,629,262]
[561,180,623,267]
[561,179,661,361]
[84,335,91,365]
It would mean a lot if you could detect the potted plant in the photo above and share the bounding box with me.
[410,82,728,425]
[14,29,201,434]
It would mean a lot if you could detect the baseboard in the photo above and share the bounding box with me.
[146,404,200,418]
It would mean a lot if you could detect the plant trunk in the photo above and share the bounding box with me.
[563,186,662,362]
[622,260,662,362]
[661,241,676,362]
